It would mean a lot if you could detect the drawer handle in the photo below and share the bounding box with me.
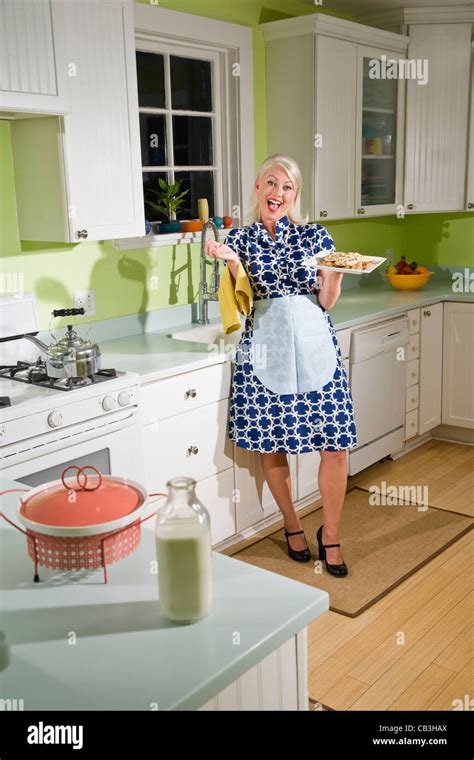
[468,202,473,209]
[320,210,328,218]
[185,388,197,398]
[411,372,416,378]
[411,397,416,403]
[407,204,414,210]
[187,446,199,455]
[357,208,365,215]
[423,309,431,317]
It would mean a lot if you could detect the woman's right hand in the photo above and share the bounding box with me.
[205,240,239,263]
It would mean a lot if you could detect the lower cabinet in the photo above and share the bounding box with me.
[419,303,443,434]
[442,302,474,428]
[195,467,236,546]
[234,446,281,532]
[198,629,308,711]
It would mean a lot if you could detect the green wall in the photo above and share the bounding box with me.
[0,0,472,329]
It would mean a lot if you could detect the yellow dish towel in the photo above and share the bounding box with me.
[218,261,254,334]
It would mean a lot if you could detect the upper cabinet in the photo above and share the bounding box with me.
[261,15,408,221]
[9,0,144,242]
[466,43,474,212]
[0,0,69,115]
[404,23,472,214]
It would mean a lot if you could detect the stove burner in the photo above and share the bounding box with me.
[54,376,93,389]
[0,363,121,391]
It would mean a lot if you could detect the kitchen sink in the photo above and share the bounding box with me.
[167,323,242,347]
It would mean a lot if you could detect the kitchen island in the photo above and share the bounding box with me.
[0,477,329,711]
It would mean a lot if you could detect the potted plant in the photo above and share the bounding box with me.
[146,178,189,234]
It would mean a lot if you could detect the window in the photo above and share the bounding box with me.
[136,43,222,224]
[132,4,254,240]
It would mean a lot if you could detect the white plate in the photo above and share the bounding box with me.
[304,252,386,275]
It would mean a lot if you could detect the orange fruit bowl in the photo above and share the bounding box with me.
[383,271,435,291]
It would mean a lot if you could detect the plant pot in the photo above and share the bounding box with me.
[181,220,203,233]
[159,221,182,234]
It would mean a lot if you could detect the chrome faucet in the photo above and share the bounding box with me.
[198,219,220,324]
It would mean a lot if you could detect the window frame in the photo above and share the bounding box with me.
[137,40,224,221]
[132,3,254,233]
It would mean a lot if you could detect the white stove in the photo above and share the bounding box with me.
[0,295,144,487]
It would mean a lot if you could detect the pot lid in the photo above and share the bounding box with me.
[56,325,99,351]
[19,467,145,529]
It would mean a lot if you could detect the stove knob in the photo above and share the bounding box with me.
[102,395,117,412]
[48,411,63,428]
[117,390,133,407]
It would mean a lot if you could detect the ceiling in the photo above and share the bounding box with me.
[301,0,474,18]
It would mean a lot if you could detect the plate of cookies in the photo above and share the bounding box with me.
[304,251,386,274]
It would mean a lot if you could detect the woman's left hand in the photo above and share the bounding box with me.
[317,268,343,310]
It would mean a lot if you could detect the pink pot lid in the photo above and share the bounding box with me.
[19,467,146,528]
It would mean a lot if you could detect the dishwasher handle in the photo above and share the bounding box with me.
[350,316,410,364]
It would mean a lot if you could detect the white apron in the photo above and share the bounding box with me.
[250,293,338,395]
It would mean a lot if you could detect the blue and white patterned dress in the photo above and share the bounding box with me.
[224,214,358,454]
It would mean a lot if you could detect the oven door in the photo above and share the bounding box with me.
[1,411,145,488]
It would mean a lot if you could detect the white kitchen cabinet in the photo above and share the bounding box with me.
[234,447,284,532]
[442,302,474,428]
[466,43,474,212]
[0,0,69,114]
[10,0,144,242]
[262,15,408,221]
[195,467,236,546]
[419,303,443,434]
[314,35,357,220]
[404,24,472,213]
[198,630,307,711]
[142,398,233,487]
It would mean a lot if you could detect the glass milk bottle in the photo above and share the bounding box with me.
[155,476,212,623]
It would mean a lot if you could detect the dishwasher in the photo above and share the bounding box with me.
[348,315,410,475]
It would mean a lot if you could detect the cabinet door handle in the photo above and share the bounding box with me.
[407,204,414,210]
[75,229,88,239]
[320,210,328,218]
[468,203,474,209]
[423,309,431,317]
[185,388,197,398]
[357,208,365,215]
[187,446,199,455]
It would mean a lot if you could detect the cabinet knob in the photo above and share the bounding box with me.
[187,445,199,455]
[320,210,328,218]
[75,229,88,239]
[407,204,414,210]
[357,208,365,215]
[468,203,474,209]
[423,309,431,317]
[185,388,197,398]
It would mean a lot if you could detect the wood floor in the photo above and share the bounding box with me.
[308,439,474,710]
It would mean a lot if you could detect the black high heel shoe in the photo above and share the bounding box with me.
[316,525,348,577]
[284,529,311,563]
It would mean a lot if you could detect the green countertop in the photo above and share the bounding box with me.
[0,477,329,711]
[99,282,473,384]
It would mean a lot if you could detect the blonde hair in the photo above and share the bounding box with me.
[246,154,309,225]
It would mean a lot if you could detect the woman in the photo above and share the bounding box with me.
[206,155,357,576]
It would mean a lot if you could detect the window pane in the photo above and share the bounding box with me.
[136,51,165,109]
[143,171,169,222]
[140,114,167,166]
[171,56,212,112]
[175,171,215,220]
[173,116,213,166]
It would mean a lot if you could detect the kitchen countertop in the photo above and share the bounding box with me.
[0,477,329,711]
[99,282,474,384]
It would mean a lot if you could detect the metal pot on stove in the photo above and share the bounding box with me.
[22,308,101,379]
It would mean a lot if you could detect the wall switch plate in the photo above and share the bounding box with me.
[386,248,394,266]
[74,290,96,317]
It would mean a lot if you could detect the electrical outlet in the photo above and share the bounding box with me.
[386,248,394,266]
[74,290,96,317]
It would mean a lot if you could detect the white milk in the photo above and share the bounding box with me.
[156,519,212,624]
